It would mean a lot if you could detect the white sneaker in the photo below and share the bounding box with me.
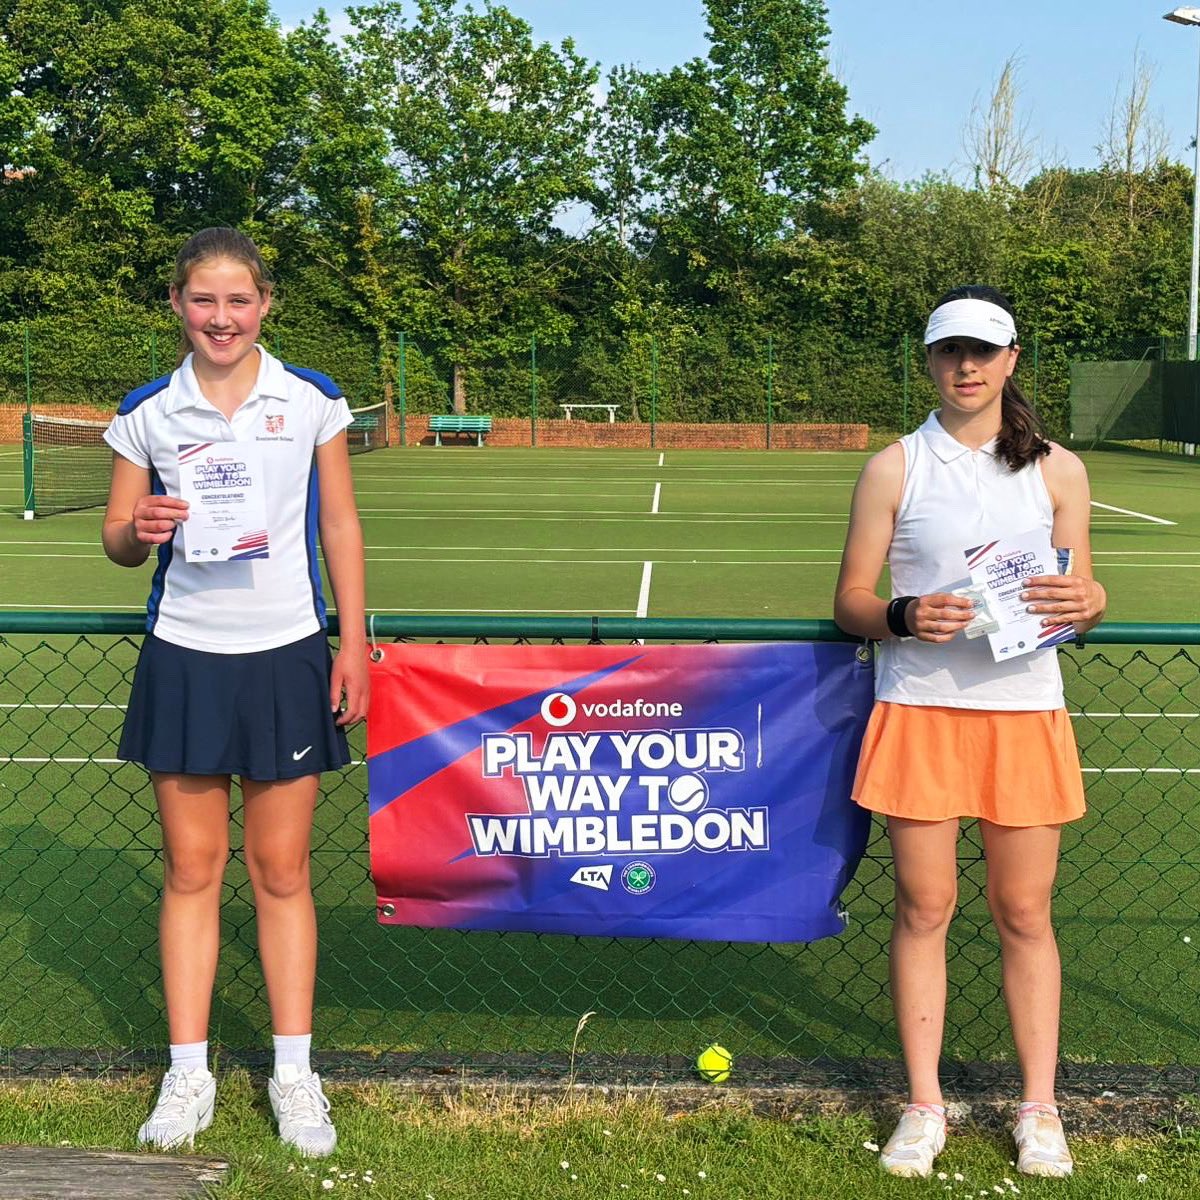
[879,1104,947,1178]
[1013,1104,1073,1177]
[269,1068,337,1157]
[137,1067,216,1150]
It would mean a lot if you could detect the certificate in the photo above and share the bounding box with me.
[962,529,1075,662]
[177,441,270,562]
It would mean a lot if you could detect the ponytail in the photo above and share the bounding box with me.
[997,378,1050,472]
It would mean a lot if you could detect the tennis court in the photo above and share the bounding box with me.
[0,443,1195,620]
[0,441,1197,1077]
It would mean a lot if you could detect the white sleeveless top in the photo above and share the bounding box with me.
[874,411,1065,711]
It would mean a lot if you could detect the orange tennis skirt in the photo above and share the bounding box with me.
[851,702,1086,827]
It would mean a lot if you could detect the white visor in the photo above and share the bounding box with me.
[923,298,1017,347]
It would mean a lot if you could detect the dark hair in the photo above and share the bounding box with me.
[171,228,273,366]
[929,284,1050,472]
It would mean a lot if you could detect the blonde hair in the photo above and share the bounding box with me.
[171,228,273,365]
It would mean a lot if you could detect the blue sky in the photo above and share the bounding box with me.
[271,0,1200,183]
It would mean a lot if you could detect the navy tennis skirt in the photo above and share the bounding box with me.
[118,630,351,782]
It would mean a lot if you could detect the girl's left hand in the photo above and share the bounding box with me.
[330,647,371,727]
[1020,574,1106,628]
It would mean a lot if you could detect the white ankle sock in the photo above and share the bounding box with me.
[169,1040,208,1073]
[273,1033,312,1079]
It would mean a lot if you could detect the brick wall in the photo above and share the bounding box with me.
[402,417,868,451]
[4,407,868,452]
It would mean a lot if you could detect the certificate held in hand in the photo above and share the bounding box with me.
[963,529,1075,662]
[177,441,271,562]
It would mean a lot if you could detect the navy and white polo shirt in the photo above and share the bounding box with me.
[104,346,354,654]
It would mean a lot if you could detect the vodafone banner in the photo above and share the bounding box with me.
[367,642,874,942]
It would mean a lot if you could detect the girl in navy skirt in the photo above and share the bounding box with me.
[102,228,368,1157]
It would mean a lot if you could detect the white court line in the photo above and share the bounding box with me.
[1071,712,1198,719]
[658,452,664,467]
[0,540,850,553]
[636,561,653,619]
[0,602,634,613]
[1091,501,1176,525]
[0,703,125,710]
[650,483,661,514]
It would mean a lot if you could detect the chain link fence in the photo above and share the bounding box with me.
[1,616,1198,1087]
[6,320,1193,447]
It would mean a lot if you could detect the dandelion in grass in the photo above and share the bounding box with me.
[862,1140,879,1152]
[322,1183,334,1192]
[1137,1175,1148,1184]
[656,1173,666,1182]
[954,1173,964,1182]
[697,1170,707,1179]
[561,1161,570,1170]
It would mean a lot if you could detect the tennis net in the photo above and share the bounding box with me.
[347,401,389,453]
[23,400,390,517]
[24,413,111,517]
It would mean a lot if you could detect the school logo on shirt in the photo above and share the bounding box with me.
[265,414,285,434]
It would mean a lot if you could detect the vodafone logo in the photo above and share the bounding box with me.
[540,692,577,726]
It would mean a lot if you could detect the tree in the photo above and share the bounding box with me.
[0,0,314,312]
[1099,48,1170,228]
[348,0,599,410]
[645,0,874,309]
[964,55,1036,192]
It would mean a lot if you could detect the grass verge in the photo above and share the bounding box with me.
[1,1075,1199,1199]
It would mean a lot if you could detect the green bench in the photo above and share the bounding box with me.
[429,413,493,446]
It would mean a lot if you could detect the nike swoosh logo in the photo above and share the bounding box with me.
[292,746,312,761]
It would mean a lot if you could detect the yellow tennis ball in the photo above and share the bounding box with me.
[696,1043,733,1084]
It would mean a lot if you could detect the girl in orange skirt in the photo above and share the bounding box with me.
[833,285,1106,1179]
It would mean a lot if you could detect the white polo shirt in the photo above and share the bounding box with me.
[105,347,354,654]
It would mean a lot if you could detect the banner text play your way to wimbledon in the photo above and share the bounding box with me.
[366,642,873,942]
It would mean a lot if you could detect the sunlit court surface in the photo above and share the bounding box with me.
[0,443,1193,622]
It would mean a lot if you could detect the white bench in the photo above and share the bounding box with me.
[559,403,619,423]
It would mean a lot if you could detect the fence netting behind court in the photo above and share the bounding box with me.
[1,616,1198,1089]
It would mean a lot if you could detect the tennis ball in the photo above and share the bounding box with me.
[696,1043,733,1084]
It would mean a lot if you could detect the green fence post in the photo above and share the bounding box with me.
[1032,332,1040,411]
[398,331,407,447]
[650,338,658,450]
[766,333,774,450]
[901,334,910,433]
[530,334,538,448]
[149,330,158,378]
[274,333,282,360]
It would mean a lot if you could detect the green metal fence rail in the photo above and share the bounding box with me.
[2,616,1198,1089]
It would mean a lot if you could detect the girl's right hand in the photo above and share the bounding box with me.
[906,593,976,643]
[131,494,189,544]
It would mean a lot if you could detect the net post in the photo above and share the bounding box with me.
[397,331,407,447]
[23,321,32,412]
[21,411,35,519]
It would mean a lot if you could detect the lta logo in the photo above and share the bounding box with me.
[540,691,577,727]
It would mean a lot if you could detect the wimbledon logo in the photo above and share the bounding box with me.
[540,692,577,727]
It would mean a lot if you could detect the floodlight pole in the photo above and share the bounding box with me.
[1165,7,1200,452]
[1190,32,1200,361]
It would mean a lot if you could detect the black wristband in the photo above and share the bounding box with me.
[886,596,917,638]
